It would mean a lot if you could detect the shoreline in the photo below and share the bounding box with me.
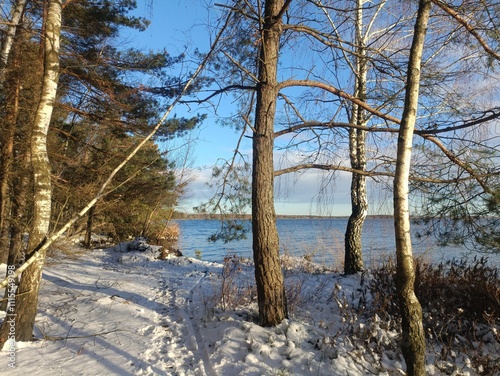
[172,213,395,220]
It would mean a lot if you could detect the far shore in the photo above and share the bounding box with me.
[171,213,395,220]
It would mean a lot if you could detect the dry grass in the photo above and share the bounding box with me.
[45,239,88,265]
[156,223,180,241]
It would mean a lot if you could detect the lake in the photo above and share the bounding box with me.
[173,217,499,268]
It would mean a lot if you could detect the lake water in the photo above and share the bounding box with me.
[173,218,499,268]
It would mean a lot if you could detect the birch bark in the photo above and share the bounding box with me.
[0,0,28,83]
[0,0,62,347]
[394,0,431,374]
[344,0,368,274]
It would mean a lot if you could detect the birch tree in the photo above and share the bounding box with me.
[0,0,27,83]
[344,0,369,274]
[0,0,62,346]
[393,0,431,373]
[411,0,500,253]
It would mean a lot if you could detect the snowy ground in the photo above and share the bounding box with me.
[0,240,497,375]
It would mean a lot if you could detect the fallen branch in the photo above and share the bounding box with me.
[38,327,131,342]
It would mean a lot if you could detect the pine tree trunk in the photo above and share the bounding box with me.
[0,71,21,285]
[394,1,431,374]
[0,121,14,263]
[0,0,62,349]
[0,0,26,263]
[0,153,29,312]
[83,205,95,248]
[344,0,368,275]
[252,0,288,327]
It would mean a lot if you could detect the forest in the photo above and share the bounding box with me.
[0,1,499,375]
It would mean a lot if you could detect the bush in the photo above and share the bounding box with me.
[365,256,500,374]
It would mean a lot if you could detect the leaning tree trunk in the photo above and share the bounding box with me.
[0,0,62,349]
[344,0,368,275]
[252,0,288,327]
[393,0,431,374]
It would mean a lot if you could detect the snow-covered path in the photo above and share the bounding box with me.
[0,245,222,375]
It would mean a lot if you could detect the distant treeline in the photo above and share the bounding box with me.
[171,212,395,220]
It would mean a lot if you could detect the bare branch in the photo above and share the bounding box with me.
[431,0,500,62]
[273,107,500,138]
[276,0,293,21]
[278,79,401,124]
[420,134,491,193]
[222,50,259,82]
[274,162,493,184]
[180,84,256,105]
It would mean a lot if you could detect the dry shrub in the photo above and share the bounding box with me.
[368,256,499,326]
[366,256,500,374]
[415,256,499,325]
[217,253,256,311]
[284,275,304,315]
[213,254,310,316]
[158,223,179,240]
[152,223,181,257]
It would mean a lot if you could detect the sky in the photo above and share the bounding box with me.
[125,1,391,216]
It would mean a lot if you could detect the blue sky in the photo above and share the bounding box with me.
[126,1,390,216]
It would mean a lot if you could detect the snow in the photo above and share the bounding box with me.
[0,240,496,375]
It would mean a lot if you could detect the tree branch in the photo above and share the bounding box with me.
[274,162,492,184]
[180,84,256,105]
[273,107,500,138]
[277,79,401,124]
[431,0,500,62]
[420,134,491,194]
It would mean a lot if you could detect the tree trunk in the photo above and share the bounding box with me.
[394,0,431,374]
[344,0,368,275]
[0,0,27,263]
[83,205,95,248]
[0,0,27,83]
[0,142,29,312]
[0,104,16,263]
[0,0,62,349]
[252,0,288,327]
[0,68,21,265]
[344,148,367,273]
